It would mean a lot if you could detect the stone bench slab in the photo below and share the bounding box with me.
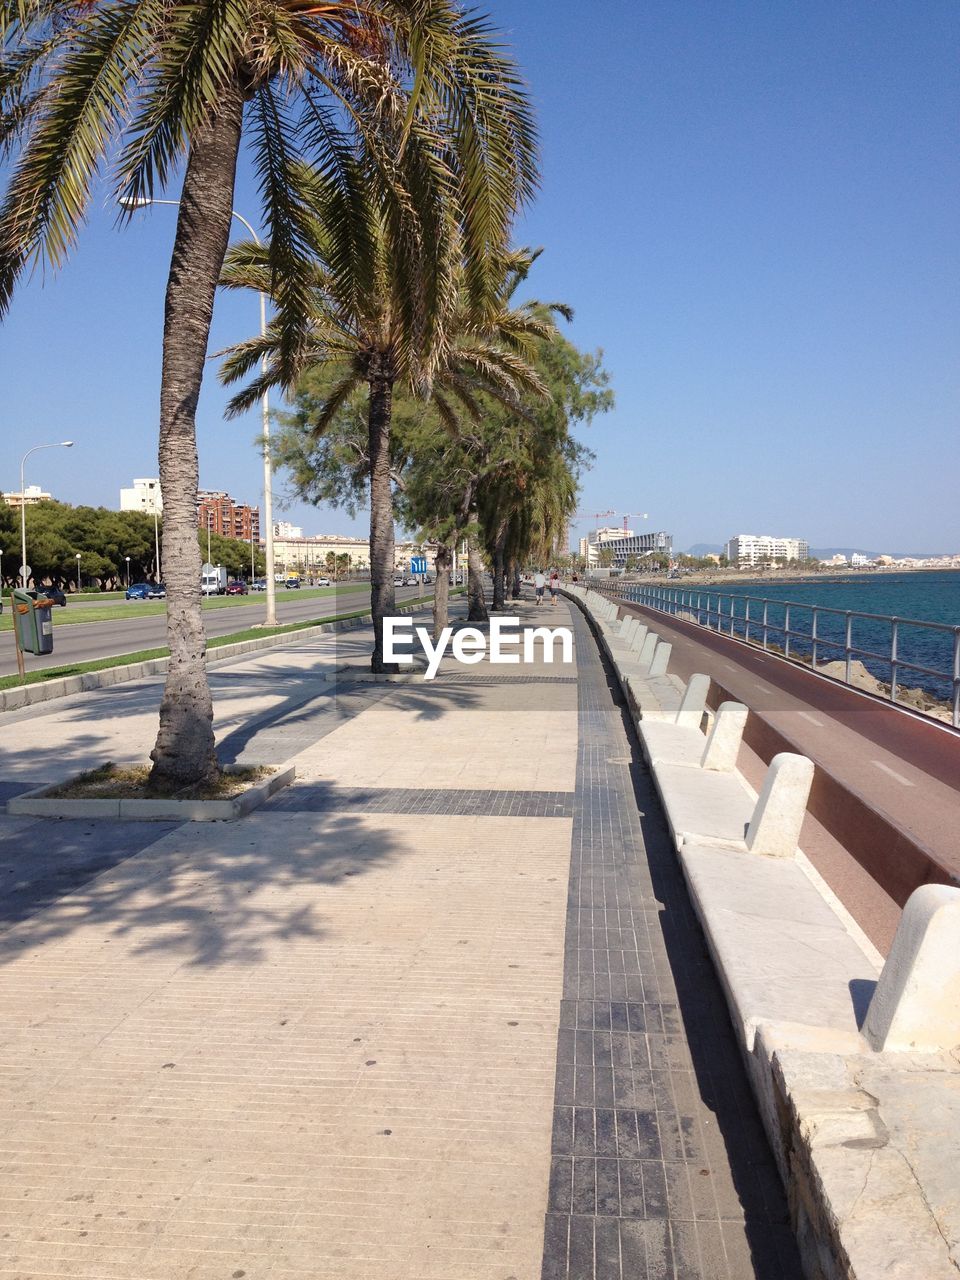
[679,842,879,1048]
[626,673,685,720]
[649,761,754,849]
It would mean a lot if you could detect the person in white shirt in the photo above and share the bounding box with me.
[533,570,546,605]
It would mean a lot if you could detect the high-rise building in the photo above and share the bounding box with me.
[582,526,672,567]
[197,490,260,543]
[120,477,163,515]
[724,534,809,566]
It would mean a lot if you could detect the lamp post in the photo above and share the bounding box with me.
[19,441,74,588]
[124,555,131,588]
[120,196,277,626]
[75,552,81,593]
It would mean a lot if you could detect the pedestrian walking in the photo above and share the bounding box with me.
[549,569,560,606]
[534,569,546,605]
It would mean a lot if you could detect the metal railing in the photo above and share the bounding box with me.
[608,583,960,729]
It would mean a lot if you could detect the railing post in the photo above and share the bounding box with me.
[812,606,818,669]
[763,600,768,651]
[953,628,960,729]
[745,598,751,644]
[784,604,791,660]
[890,618,899,707]
[845,613,853,686]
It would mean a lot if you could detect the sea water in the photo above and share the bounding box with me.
[624,570,960,702]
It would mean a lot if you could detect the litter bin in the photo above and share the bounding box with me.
[12,588,54,655]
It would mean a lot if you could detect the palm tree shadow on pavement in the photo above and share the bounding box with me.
[0,810,404,971]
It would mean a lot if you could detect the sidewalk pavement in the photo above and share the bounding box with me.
[0,597,802,1278]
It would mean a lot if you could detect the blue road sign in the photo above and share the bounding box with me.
[411,556,428,575]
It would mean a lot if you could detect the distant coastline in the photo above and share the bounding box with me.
[637,565,960,588]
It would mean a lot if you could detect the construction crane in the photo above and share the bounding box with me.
[570,508,616,525]
[615,511,649,532]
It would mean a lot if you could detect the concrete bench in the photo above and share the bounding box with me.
[639,700,747,770]
[678,841,880,1050]
[628,671,709,726]
[650,751,814,857]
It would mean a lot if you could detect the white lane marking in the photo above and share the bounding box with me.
[722,663,738,672]
[871,760,915,787]
[796,711,824,727]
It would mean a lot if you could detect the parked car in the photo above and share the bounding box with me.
[403,575,418,586]
[284,577,301,589]
[41,586,67,607]
[125,582,153,600]
[393,575,404,587]
[147,583,166,598]
[251,578,267,591]
[226,580,248,595]
[422,575,433,584]
[315,577,331,587]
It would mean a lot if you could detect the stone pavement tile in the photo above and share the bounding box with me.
[0,810,571,1280]
[292,678,578,791]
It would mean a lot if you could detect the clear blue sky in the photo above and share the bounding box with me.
[2,0,957,554]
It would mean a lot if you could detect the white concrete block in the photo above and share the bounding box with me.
[675,673,710,729]
[648,641,672,677]
[863,885,960,1053]
[700,701,748,771]
[629,624,649,652]
[637,632,658,668]
[617,616,632,639]
[745,752,814,859]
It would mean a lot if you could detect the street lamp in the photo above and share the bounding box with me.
[125,555,131,588]
[19,441,74,588]
[75,552,81,593]
[120,195,277,626]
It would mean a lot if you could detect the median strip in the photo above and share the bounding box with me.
[0,593,460,711]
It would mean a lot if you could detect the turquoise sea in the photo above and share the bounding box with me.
[624,570,960,702]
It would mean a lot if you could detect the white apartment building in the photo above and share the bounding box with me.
[3,484,52,508]
[724,534,810,566]
[580,526,672,568]
[273,521,303,540]
[120,477,163,515]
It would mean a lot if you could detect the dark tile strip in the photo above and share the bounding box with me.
[265,784,576,818]
[539,605,804,1279]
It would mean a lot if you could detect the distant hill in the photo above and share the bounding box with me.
[685,543,724,558]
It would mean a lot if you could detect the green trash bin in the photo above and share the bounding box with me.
[12,588,54,655]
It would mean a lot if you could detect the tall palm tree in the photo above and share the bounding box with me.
[0,0,537,784]
[219,215,549,668]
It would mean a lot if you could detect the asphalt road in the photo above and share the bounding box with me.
[1,583,429,679]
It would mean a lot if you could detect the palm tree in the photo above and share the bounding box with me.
[219,219,549,668]
[0,0,537,784]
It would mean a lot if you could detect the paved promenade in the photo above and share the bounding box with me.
[0,597,801,1278]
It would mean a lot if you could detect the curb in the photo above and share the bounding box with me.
[0,596,433,716]
[8,763,296,822]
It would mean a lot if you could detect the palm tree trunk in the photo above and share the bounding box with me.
[368,357,398,672]
[149,83,244,790]
[508,555,521,600]
[491,529,507,611]
[466,505,488,623]
[432,539,453,640]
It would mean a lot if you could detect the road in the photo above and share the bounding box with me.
[1,583,430,679]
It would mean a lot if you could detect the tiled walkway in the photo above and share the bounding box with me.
[0,597,803,1278]
[540,605,803,1279]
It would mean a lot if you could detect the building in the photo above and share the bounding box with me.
[120,477,163,516]
[582,526,672,568]
[2,484,52,508]
[272,533,370,575]
[724,534,809,566]
[273,521,302,540]
[197,490,260,544]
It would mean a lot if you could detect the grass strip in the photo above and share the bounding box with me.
[0,593,457,692]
